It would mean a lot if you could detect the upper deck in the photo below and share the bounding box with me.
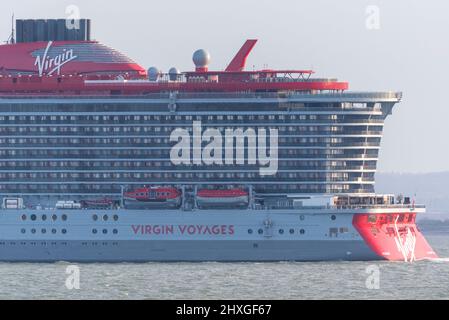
[0,24,404,202]
[0,38,351,95]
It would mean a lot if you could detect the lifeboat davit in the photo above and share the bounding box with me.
[196,189,249,208]
[81,198,114,209]
[124,186,181,209]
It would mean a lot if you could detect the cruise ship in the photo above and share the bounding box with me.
[0,18,438,262]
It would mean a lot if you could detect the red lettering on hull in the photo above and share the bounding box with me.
[131,224,235,236]
[177,225,234,235]
[131,225,175,235]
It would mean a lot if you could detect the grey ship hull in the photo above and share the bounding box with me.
[0,208,393,262]
[0,239,379,262]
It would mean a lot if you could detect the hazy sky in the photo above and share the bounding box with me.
[1,0,448,174]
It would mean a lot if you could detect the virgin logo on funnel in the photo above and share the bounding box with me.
[169,121,279,176]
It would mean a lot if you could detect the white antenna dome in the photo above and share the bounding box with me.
[192,49,211,69]
[148,67,160,81]
[168,67,181,81]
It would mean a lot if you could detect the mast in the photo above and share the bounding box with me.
[5,14,15,44]
[9,14,15,44]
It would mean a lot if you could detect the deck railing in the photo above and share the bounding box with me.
[0,91,402,101]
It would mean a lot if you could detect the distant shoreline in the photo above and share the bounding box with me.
[418,218,449,234]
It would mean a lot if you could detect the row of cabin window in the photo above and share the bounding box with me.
[0,184,355,192]
[0,137,376,144]
[0,114,371,122]
[0,172,366,180]
[0,126,381,133]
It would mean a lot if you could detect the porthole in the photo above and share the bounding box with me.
[92,229,98,234]
[21,215,27,221]
[61,214,67,221]
[21,228,26,234]
[62,229,67,234]
[113,215,119,221]
[258,228,263,235]
[31,228,36,234]
[31,214,37,221]
[289,229,295,234]
[248,229,253,234]
[52,214,57,221]
[52,229,57,234]
[93,214,98,221]
[41,229,46,234]
[41,215,47,221]
[300,229,305,234]
[103,215,108,221]
[113,229,118,234]
[331,215,336,221]
[279,229,284,234]
[102,229,108,234]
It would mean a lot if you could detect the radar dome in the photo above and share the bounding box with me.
[192,49,211,68]
[168,67,181,81]
[148,67,160,81]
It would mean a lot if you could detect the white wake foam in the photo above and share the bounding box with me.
[423,257,449,263]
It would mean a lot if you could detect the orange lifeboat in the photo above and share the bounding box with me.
[124,186,181,209]
[196,188,249,208]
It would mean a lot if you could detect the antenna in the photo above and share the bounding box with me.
[6,14,15,44]
[11,14,15,43]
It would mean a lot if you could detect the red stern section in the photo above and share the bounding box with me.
[353,213,438,261]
